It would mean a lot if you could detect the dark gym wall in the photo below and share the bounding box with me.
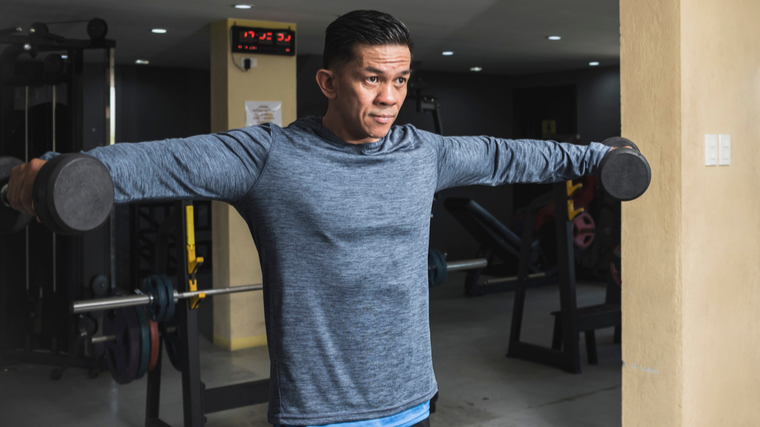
[116,65,211,143]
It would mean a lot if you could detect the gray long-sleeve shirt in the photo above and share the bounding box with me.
[79,116,609,425]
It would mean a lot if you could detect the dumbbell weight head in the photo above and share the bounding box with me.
[0,157,34,234]
[601,136,640,152]
[598,137,652,201]
[33,153,114,235]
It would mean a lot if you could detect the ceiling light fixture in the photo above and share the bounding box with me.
[151,29,167,34]
[470,67,482,72]
[61,55,68,59]
[234,4,253,9]
[547,36,561,41]
[589,61,600,66]
[135,59,150,64]
[442,51,454,56]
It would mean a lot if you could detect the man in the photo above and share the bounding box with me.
[6,10,610,427]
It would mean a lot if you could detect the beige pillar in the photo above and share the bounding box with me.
[209,19,297,350]
[621,0,760,425]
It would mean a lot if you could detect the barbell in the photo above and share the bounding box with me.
[75,274,263,384]
[71,277,263,316]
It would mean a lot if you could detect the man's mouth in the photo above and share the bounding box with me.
[371,114,395,124]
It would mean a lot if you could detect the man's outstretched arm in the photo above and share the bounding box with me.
[431,133,611,192]
[6,124,274,216]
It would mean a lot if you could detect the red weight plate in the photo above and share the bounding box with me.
[572,212,596,249]
[147,319,159,372]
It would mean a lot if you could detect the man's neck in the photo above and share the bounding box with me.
[321,111,378,145]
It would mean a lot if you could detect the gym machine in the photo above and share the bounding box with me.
[0,19,116,371]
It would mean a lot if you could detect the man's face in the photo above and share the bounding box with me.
[330,44,411,143]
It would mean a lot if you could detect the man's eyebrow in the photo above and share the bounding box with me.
[364,67,413,76]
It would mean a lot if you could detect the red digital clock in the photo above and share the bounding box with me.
[231,26,295,56]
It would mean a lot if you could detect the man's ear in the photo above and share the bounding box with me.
[316,69,338,100]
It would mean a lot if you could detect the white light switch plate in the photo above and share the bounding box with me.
[705,134,718,166]
[719,134,731,166]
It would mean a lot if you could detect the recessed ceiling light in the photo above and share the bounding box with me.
[589,61,600,66]
[547,36,562,41]
[60,55,68,59]
[135,59,150,65]
[151,29,167,34]
[442,51,454,56]
[470,67,482,72]
[234,4,253,9]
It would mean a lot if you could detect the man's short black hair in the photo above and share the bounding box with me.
[323,10,414,70]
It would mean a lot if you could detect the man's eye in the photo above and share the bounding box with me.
[396,77,407,85]
[366,76,379,83]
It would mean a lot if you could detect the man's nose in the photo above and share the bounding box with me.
[376,83,397,106]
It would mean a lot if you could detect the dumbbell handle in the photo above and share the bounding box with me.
[71,283,263,314]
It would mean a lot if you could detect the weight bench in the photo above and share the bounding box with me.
[550,303,621,364]
[443,197,556,296]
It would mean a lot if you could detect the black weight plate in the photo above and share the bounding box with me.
[161,275,175,322]
[91,274,109,297]
[598,148,652,201]
[601,136,640,153]
[134,306,151,380]
[44,54,65,75]
[163,321,182,371]
[0,157,34,234]
[142,276,166,322]
[102,307,140,384]
[427,249,447,288]
[87,18,108,40]
[32,153,114,235]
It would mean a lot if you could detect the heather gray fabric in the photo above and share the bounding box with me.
[74,116,610,425]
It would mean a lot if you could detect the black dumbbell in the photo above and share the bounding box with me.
[0,157,34,234]
[0,153,114,235]
[598,137,652,201]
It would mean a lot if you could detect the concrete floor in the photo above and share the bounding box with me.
[0,273,621,427]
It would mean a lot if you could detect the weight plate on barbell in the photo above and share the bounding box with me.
[163,321,182,372]
[134,306,151,380]
[0,157,34,235]
[142,275,166,322]
[147,319,159,373]
[102,306,140,384]
[428,249,448,288]
[160,275,175,322]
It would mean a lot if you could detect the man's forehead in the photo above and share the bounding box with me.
[353,44,411,69]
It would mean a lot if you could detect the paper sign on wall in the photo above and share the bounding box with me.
[245,101,282,127]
